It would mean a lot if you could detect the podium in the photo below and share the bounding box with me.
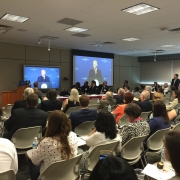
[1,86,29,107]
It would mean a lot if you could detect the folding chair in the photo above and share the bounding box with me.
[0,170,16,180]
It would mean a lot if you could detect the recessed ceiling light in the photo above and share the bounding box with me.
[122,3,159,15]
[122,37,140,41]
[92,43,107,47]
[1,13,29,23]
[128,49,143,51]
[65,27,88,33]
[161,45,174,47]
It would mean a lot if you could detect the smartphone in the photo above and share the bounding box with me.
[99,150,113,160]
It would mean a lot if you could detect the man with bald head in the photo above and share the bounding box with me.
[135,90,152,112]
[98,91,116,110]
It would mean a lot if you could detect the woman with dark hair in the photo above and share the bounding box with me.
[148,101,170,137]
[112,92,134,124]
[119,103,150,145]
[27,110,78,180]
[123,80,128,89]
[89,156,138,180]
[152,82,158,92]
[164,130,180,180]
[166,90,180,111]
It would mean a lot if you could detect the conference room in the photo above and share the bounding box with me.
[1,0,180,180]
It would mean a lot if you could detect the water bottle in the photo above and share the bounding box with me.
[161,147,166,162]
[97,99,100,103]
[32,137,38,149]
[108,105,111,112]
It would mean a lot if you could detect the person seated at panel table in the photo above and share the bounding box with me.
[114,88,125,104]
[112,92,134,124]
[133,86,140,99]
[62,88,80,113]
[135,90,152,112]
[166,90,180,111]
[37,69,50,82]
[119,103,150,145]
[71,82,81,93]
[11,87,34,113]
[40,89,62,112]
[98,91,116,110]
[27,110,78,180]
[99,81,109,94]
[89,80,99,95]
[81,81,89,94]
[69,94,97,131]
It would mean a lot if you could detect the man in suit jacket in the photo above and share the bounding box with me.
[4,93,47,140]
[99,81,109,94]
[98,91,116,110]
[89,80,99,94]
[135,90,152,112]
[88,60,103,85]
[40,89,62,112]
[171,74,180,90]
[37,69,50,82]
[69,94,97,131]
[115,88,125,104]
[11,87,34,112]
[81,81,89,94]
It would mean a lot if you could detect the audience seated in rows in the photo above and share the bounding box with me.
[33,88,42,104]
[148,100,170,138]
[98,91,116,110]
[40,89,62,112]
[89,156,138,180]
[11,87,34,112]
[152,82,159,92]
[0,138,18,174]
[114,88,125,104]
[112,92,134,124]
[166,90,180,111]
[157,87,164,100]
[135,90,152,112]
[4,93,47,140]
[89,80,99,94]
[69,94,97,131]
[153,92,164,101]
[28,110,78,180]
[81,81,89,94]
[119,103,150,145]
[99,81,109,94]
[164,130,180,180]
[33,82,45,100]
[133,87,140,99]
[62,88,80,112]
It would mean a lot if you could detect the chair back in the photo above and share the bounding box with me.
[0,170,16,180]
[66,106,81,117]
[38,154,82,180]
[140,111,151,121]
[11,126,42,149]
[89,98,100,105]
[4,104,13,118]
[146,128,170,151]
[85,140,119,171]
[74,121,95,137]
[163,98,170,106]
[118,114,129,127]
[172,123,180,131]
[88,104,99,110]
[121,135,147,160]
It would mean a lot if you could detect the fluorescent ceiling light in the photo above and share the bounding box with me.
[92,43,107,47]
[122,37,140,41]
[161,45,174,47]
[1,13,29,23]
[65,27,88,33]
[122,3,159,15]
[128,49,143,51]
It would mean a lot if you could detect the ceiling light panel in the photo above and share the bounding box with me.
[122,3,159,15]
[122,37,140,41]
[1,14,29,23]
[161,45,174,47]
[65,27,88,33]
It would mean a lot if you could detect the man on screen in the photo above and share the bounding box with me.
[88,60,103,86]
[37,70,50,82]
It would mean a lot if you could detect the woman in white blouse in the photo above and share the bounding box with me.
[28,110,78,180]
[166,90,180,111]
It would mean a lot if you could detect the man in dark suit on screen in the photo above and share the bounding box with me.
[37,69,50,82]
[88,60,103,86]
[171,74,180,90]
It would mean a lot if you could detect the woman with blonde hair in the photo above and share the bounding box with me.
[28,110,78,180]
[63,88,80,112]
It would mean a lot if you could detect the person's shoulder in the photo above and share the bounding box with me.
[69,131,77,138]
[0,137,14,146]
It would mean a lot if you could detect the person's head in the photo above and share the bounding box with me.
[170,85,176,91]
[26,93,38,107]
[124,85,130,92]
[69,88,79,102]
[145,86,152,93]
[75,82,80,88]
[140,90,150,101]
[91,80,96,86]
[154,82,158,86]
[93,60,98,70]
[158,87,164,94]
[105,91,113,100]
[172,90,180,102]
[33,82,38,88]
[174,74,179,79]
[118,88,125,95]
[153,92,163,101]
[164,83,168,88]
[123,92,134,104]
[124,80,128,85]
[33,87,39,95]
[153,100,169,124]
[45,110,72,159]
[124,103,142,122]
[79,94,89,107]
[84,81,88,86]
[89,156,138,180]
[134,86,139,92]
[41,69,46,77]
[24,87,34,100]
[95,111,116,139]
[103,81,107,86]
[164,130,180,176]
[140,84,145,90]
[46,89,57,100]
